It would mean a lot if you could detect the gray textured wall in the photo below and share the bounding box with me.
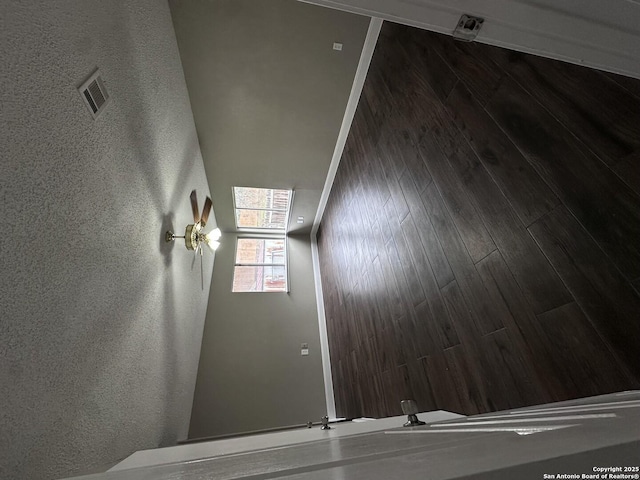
[189,234,326,439]
[169,0,370,235]
[0,1,213,478]
[168,0,370,440]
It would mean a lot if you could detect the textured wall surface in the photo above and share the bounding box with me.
[169,0,370,235]
[189,234,327,439]
[0,1,213,478]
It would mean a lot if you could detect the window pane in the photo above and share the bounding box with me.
[264,266,287,291]
[236,209,287,229]
[234,187,290,210]
[233,266,287,292]
[235,238,285,264]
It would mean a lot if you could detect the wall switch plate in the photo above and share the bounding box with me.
[301,349,309,356]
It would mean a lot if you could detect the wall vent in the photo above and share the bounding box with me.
[78,69,110,119]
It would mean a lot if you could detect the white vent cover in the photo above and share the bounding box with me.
[78,69,110,119]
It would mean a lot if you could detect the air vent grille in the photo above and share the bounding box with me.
[78,69,110,119]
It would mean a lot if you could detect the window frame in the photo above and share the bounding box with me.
[231,235,289,293]
[231,187,293,293]
[232,186,293,232]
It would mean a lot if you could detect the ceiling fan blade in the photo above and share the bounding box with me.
[201,197,212,227]
[200,249,204,290]
[190,190,200,224]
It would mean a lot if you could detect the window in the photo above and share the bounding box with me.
[232,187,292,292]
[232,237,287,292]
[233,186,291,231]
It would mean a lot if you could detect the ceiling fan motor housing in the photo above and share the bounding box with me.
[184,223,201,250]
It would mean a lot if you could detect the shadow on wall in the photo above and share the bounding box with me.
[160,213,176,266]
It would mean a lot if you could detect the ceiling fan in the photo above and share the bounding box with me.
[165,190,221,255]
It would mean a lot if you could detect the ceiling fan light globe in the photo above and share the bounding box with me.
[209,241,220,251]
[210,228,222,241]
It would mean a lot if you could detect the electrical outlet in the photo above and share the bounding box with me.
[333,42,343,51]
[452,14,484,42]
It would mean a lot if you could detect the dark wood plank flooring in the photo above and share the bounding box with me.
[317,22,640,419]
